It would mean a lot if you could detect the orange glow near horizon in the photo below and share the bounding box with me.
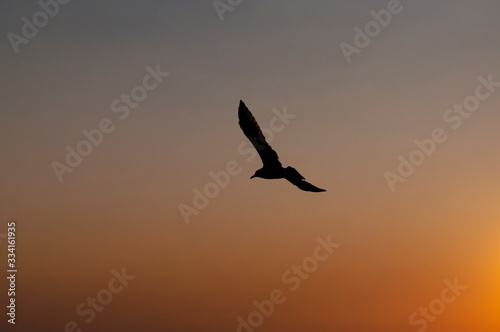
[2,1,500,331]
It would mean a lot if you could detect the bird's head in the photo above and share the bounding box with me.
[250,170,262,179]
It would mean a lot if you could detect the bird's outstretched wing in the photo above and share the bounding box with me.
[284,167,326,192]
[238,100,282,168]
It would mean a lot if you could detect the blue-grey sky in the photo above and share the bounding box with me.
[1,1,500,331]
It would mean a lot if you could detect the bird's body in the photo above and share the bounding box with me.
[252,168,284,179]
[238,100,326,192]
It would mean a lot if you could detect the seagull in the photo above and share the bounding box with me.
[238,100,326,192]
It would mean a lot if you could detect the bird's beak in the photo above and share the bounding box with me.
[250,175,255,179]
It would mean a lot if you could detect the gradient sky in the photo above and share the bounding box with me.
[1,1,500,331]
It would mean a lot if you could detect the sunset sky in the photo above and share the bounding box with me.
[1,1,500,331]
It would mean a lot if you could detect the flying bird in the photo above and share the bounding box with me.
[238,100,326,192]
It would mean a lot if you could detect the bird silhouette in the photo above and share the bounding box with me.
[238,100,326,192]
